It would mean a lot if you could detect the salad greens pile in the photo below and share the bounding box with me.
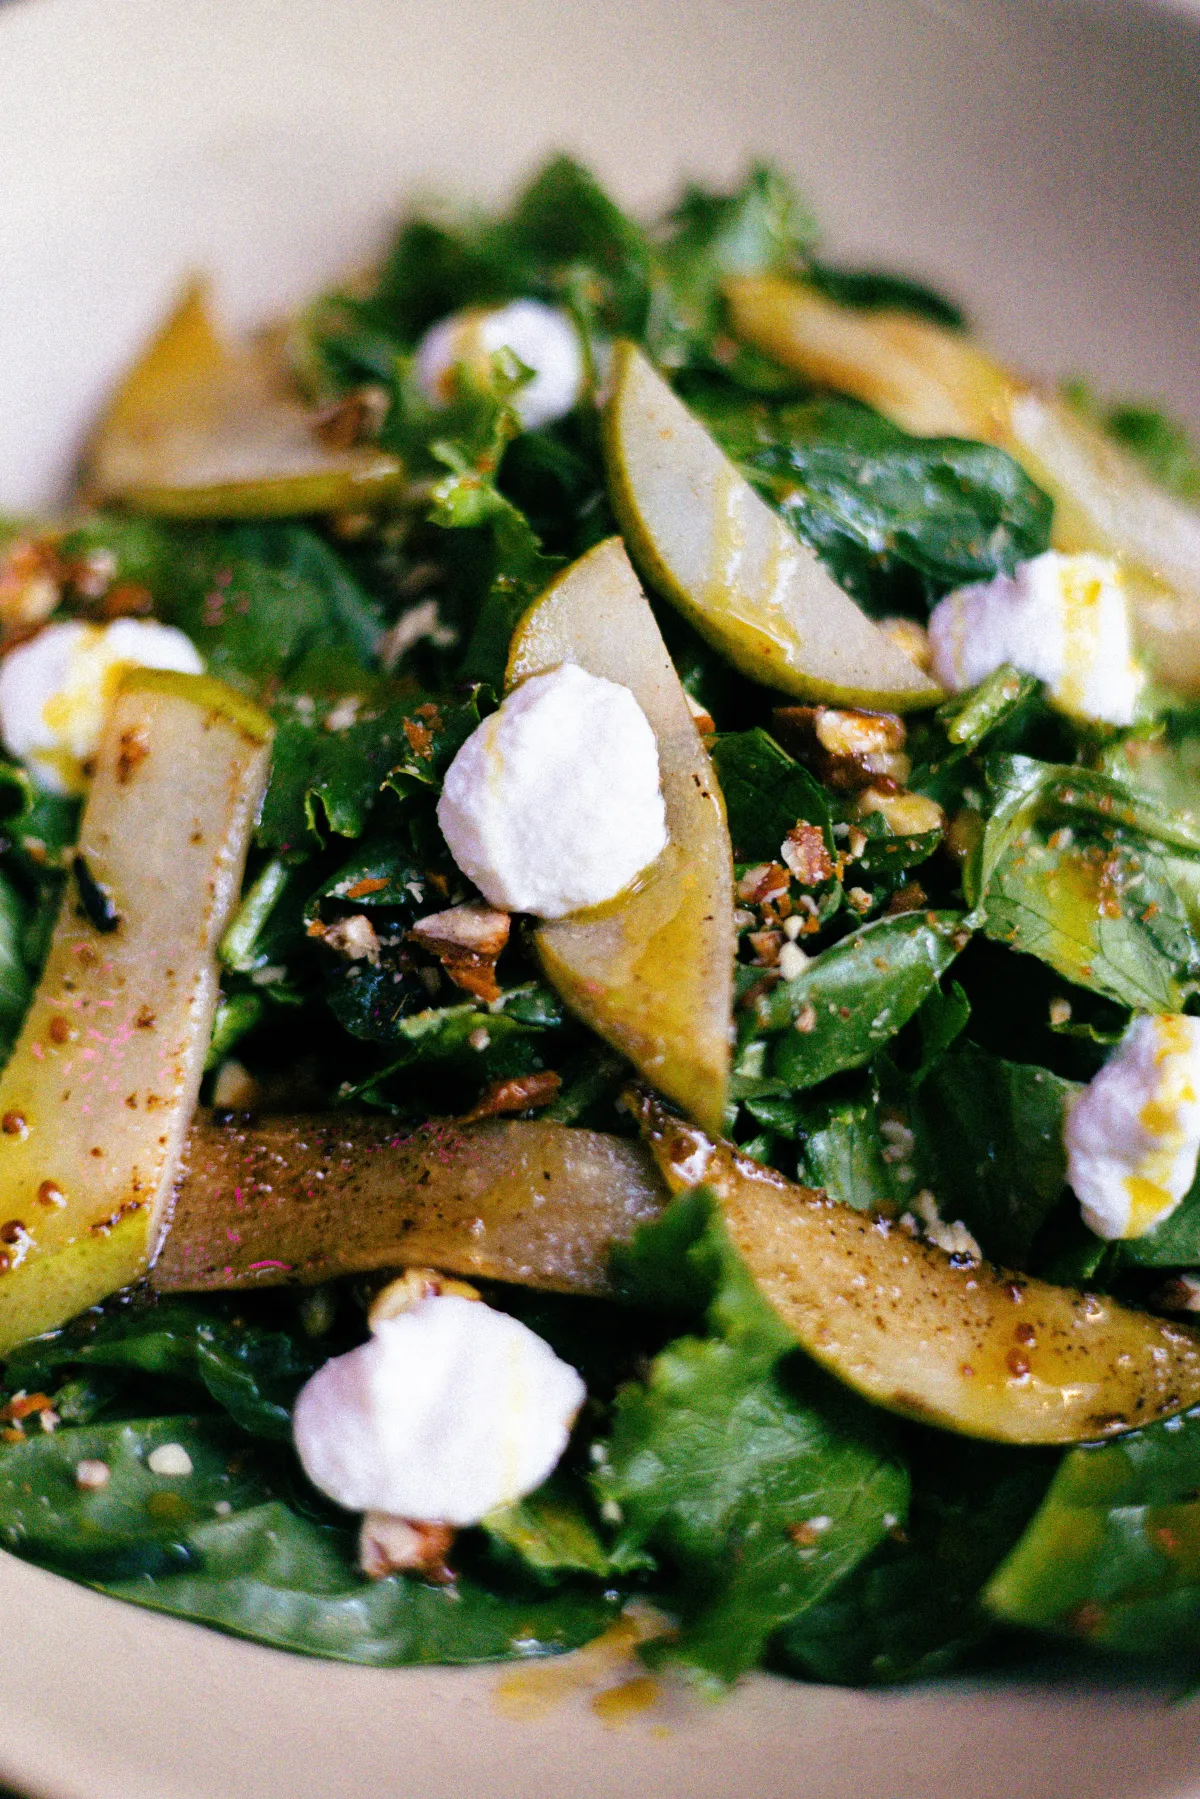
[5,153,1200,1692]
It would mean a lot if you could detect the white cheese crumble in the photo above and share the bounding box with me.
[1065,1014,1200,1239]
[147,1442,194,1477]
[292,1294,586,1526]
[927,550,1144,726]
[0,618,204,793]
[437,663,668,918]
[413,300,585,430]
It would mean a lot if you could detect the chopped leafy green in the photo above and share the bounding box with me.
[916,1042,1079,1267]
[710,728,832,860]
[691,390,1053,611]
[742,910,968,1090]
[806,263,966,331]
[104,1499,622,1666]
[1063,380,1200,506]
[986,1406,1200,1661]
[599,1192,907,1685]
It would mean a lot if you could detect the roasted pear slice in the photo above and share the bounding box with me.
[726,274,1200,692]
[631,1091,1200,1446]
[602,341,941,711]
[153,1112,667,1297]
[0,670,272,1354]
[506,535,734,1135]
[85,281,406,518]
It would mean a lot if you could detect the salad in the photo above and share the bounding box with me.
[1,155,1200,1693]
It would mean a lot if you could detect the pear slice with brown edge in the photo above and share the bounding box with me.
[505,535,734,1137]
[85,280,406,518]
[601,340,941,711]
[0,669,272,1355]
[153,1112,668,1298]
[630,1088,1200,1446]
[725,274,1200,694]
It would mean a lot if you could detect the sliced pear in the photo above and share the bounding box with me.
[631,1090,1200,1446]
[602,341,941,710]
[0,670,272,1355]
[153,1112,667,1297]
[726,275,1200,692]
[85,281,406,518]
[506,535,734,1135]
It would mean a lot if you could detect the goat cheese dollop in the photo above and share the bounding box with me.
[292,1294,586,1525]
[927,550,1144,727]
[414,299,585,430]
[0,618,204,794]
[1065,1013,1200,1239]
[437,663,668,917]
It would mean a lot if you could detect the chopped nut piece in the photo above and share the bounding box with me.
[409,902,511,1003]
[147,1442,194,1477]
[312,384,390,450]
[74,1458,111,1491]
[1150,1273,1200,1314]
[885,880,927,915]
[847,886,873,914]
[736,862,790,905]
[772,705,910,791]
[463,1070,562,1121]
[855,786,945,837]
[1049,997,1073,1028]
[780,822,834,887]
[359,1512,456,1583]
[778,941,809,982]
[747,929,783,967]
[211,1059,263,1113]
[368,1266,481,1329]
[794,1002,818,1034]
[0,535,61,638]
[320,913,381,965]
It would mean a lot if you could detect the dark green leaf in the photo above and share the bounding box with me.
[915,1042,1080,1266]
[986,1404,1200,1661]
[103,1499,621,1666]
[806,263,965,331]
[710,729,832,861]
[746,911,967,1089]
[481,1472,646,1583]
[1063,381,1200,506]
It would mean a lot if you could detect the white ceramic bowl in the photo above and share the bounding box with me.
[2,1,1200,1794]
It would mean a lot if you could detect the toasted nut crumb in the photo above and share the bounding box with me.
[780,822,834,887]
[794,1003,818,1034]
[855,787,944,836]
[359,1512,455,1583]
[321,914,381,965]
[409,903,511,1003]
[75,1459,110,1490]
[147,1443,193,1477]
[463,1070,562,1121]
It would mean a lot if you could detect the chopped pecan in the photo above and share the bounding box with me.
[736,862,790,906]
[855,786,944,837]
[780,822,834,887]
[359,1513,456,1583]
[772,705,910,792]
[312,384,390,450]
[408,902,511,1003]
[317,913,381,965]
[0,535,61,638]
[463,1070,562,1121]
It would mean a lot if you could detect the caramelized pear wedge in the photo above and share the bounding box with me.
[602,341,941,711]
[631,1090,1200,1445]
[152,1113,668,1298]
[0,671,272,1355]
[725,275,1200,692]
[85,282,406,518]
[506,535,734,1135]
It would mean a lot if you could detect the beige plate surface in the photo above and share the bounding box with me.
[2,0,1200,1793]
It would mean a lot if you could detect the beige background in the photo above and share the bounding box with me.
[1,0,1200,1794]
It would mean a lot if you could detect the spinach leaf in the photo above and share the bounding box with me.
[598,1193,908,1685]
[0,1414,278,1574]
[339,989,563,1093]
[0,868,32,1050]
[694,392,1053,611]
[8,1305,321,1439]
[743,911,968,1090]
[986,1405,1200,1662]
[806,263,966,331]
[103,1499,621,1666]
[915,1042,1079,1267]
[651,163,817,369]
[710,728,832,861]
[979,825,1196,1013]
[795,1090,919,1215]
[481,1473,646,1584]
[775,1434,1053,1685]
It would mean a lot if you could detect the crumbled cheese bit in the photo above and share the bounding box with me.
[379,599,457,672]
[909,1188,982,1262]
[1049,997,1073,1028]
[147,1442,194,1477]
[777,941,809,982]
[74,1459,110,1491]
[0,617,204,793]
[210,1059,263,1112]
[414,300,584,430]
[437,664,668,918]
[928,550,1144,727]
[1065,1014,1200,1239]
[292,1294,585,1525]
